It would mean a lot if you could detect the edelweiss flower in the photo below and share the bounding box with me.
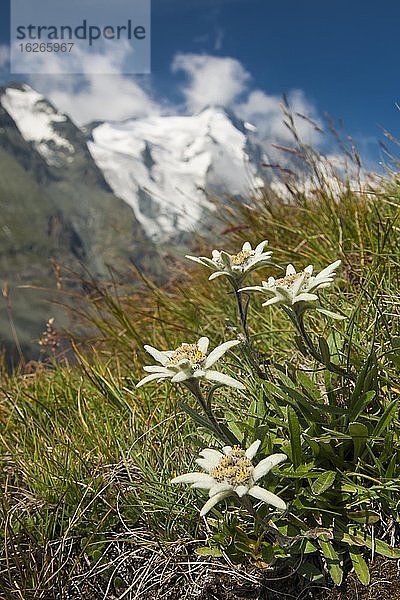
[171,440,287,516]
[136,336,245,389]
[240,260,343,316]
[186,240,273,283]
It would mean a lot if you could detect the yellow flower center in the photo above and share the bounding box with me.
[167,344,206,366]
[274,271,308,288]
[230,250,253,266]
[210,446,253,486]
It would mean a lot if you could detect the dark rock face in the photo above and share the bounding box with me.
[0,84,159,363]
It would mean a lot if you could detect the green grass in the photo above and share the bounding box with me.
[0,144,399,598]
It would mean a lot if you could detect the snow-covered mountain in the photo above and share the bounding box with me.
[0,83,267,240]
[1,84,76,166]
[87,108,265,238]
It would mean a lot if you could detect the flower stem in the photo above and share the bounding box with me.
[232,284,268,380]
[186,380,238,446]
[293,311,356,382]
[239,496,290,546]
[233,286,251,345]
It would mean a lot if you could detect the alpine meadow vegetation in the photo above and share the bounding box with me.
[1,127,400,599]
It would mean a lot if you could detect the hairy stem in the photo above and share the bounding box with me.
[293,310,356,382]
[232,284,268,380]
[186,380,238,446]
[239,496,290,546]
[233,287,251,345]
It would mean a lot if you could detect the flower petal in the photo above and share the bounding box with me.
[316,260,341,279]
[262,297,282,306]
[143,366,174,374]
[204,370,245,390]
[144,345,172,366]
[171,472,212,486]
[293,292,319,303]
[185,255,217,269]
[200,490,232,517]
[171,371,190,383]
[197,337,210,353]
[235,485,250,497]
[315,307,346,320]
[204,339,241,368]
[136,373,170,388]
[193,369,206,378]
[190,476,216,489]
[242,241,252,252]
[209,271,229,280]
[209,482,233,497]
[286,264,296,276]
[254,240,269,254]
[185,255,206,265]
[196,457,218,471]
[248,485,286,510]
[245,439,261,459]
[291,271,308,296]
[196,449,224,471]
[253,453,287,481]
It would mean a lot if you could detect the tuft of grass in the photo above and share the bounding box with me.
[0,137,399,598]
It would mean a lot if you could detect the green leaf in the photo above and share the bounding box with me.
[362,537,400,558]
[301,539,319,554]
[373,539,400,559]
[348,390,376,422]
[297,371,323,403]
[318,540,343,585]
[347,510,380,524]
[296,561,324,581]
[348,422,369,460]
[311,471,336,495]
[318,336,331,366]
[350,352,378,406]
[372,400,398,438]
[178,400,214,432]
[349,548,370,585]
[287,406,302,468]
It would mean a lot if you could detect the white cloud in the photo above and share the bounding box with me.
[171,53,322,149]
[236,88,322,146]
[172,53,250,112]
[24,47,320,151]
[27,42,160,125]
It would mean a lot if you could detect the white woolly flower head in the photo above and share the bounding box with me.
[240,260,344,318]
[171,440,287,517]
[186,240,273,283]
[136,336,245,390]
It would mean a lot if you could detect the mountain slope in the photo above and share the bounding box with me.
[0,83,158,364]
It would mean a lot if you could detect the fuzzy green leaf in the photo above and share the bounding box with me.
[318,540,343,585]
[318,336,331,366]
[287,406,302,468]
[372,400,398,438]
[311,471,336,495]
[349,549,370,585]
[348,422,369,460]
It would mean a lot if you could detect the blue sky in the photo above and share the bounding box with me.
[1,0,399,166]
